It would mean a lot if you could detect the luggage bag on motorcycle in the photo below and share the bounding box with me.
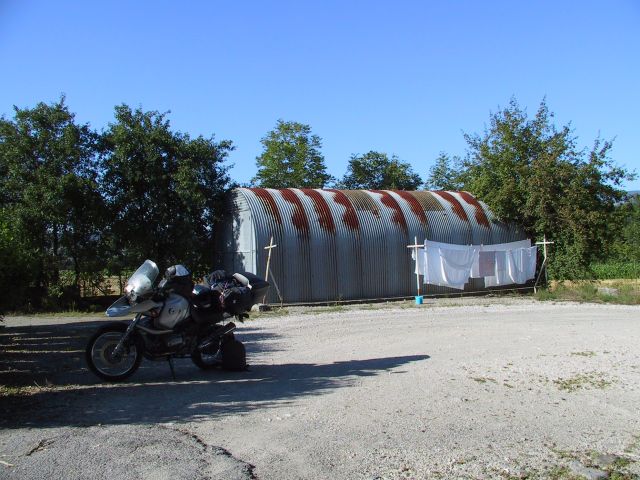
[221,286,253,315]
[205,270,270,312]
[221,337,247,371]
[238,271,270,303]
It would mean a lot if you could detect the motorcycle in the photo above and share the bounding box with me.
[85,260,269,382]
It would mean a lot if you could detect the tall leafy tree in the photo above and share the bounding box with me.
[424,152,463,190]
[453,98,634,279]
[252,120,332,188]
[340,151,422,190]
[0,207,36,309]
[612,194,640,262]
[0,98,104,307]
[100,105,233,274]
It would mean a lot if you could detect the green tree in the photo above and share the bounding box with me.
[253,120,332,188]
[612,194,640,262]
[340,151,422,190]
[0,98,104,308]
[424,152,463,190]
[0,207,37,310]
[454,98,634,279]
[100,105,233,274]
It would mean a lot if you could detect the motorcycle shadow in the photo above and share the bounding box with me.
[0,319,430,429]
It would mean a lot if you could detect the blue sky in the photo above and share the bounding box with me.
[1,1,639,190]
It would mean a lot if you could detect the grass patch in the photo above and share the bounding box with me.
[551,449,577,461]
[609,472,637,480]
[247,308,290,320]
[547,466,578,480]
[0,384,48,397]
[536,280,640,305]
[571,351,597,357]
[300,305,348,315]
[471,376,497,384]
[624,435,640,454]
[553,372,613,392]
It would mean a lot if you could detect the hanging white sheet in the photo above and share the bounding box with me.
[484,246,538,287]
[422,240,479,290]
[510,246,538,284]
[470,239,531,278]
[483,251,509,287]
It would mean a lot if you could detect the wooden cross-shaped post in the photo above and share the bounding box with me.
[262,236,279,304]
[534,234,555,293]
[407,236,423,296]
[263,236,277,284]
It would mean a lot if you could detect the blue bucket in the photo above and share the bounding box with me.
[415,295,423,305]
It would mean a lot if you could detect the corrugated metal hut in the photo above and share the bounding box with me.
[214,188,527,303]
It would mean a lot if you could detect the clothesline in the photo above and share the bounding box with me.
[412,239,538,290]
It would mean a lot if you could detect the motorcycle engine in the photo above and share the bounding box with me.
[145,333,186,356]
[164,334,184,349]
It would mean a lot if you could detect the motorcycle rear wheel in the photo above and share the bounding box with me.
[86,323,143,382]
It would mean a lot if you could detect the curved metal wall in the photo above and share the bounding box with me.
[216,188,527,303]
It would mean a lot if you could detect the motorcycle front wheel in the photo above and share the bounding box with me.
[86,323,143,382]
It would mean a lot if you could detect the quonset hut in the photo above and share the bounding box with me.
[214,188,527,303]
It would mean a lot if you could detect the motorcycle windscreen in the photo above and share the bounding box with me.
[126,260,159,298]
[106,296,132,317]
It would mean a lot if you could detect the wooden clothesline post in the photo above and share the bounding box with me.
[534,234,554,293]
[407,236,424,297]
[264,236,277,284]
[263,236,283,305]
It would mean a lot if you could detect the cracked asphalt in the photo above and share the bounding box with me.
[1,298,639,479]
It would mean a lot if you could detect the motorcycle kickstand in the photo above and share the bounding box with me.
[167,356,176,380]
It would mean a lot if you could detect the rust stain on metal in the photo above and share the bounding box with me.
[249,188,282,224]
[458,191,490,228]
[302,189,335,233]
[342,190,380,217]
[433,191,469,222]
[327,189,359,231]
[280,189,310,234]
[393,190,428,226]
[371,190,408,233]
[409,191,445,212]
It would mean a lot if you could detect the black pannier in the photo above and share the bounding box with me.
[237,272,270,303]
[221,286,253,315]
[205,270,270,314]
[221,337,247,371]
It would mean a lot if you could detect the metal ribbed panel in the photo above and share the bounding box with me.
[326,189,363,300]
[216,189,527,303]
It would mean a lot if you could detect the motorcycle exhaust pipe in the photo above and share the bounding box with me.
[197,322,236,351]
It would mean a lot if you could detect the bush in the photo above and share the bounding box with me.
[591,262,640,280]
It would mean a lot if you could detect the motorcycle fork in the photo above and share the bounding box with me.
[113,313,142,357]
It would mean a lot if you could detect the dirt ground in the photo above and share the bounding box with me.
[0,298,639,479]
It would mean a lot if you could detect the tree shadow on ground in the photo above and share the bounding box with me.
[0,321,281,388]
[0,321,430,429]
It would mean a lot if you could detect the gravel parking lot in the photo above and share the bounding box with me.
[1,299,639,479]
